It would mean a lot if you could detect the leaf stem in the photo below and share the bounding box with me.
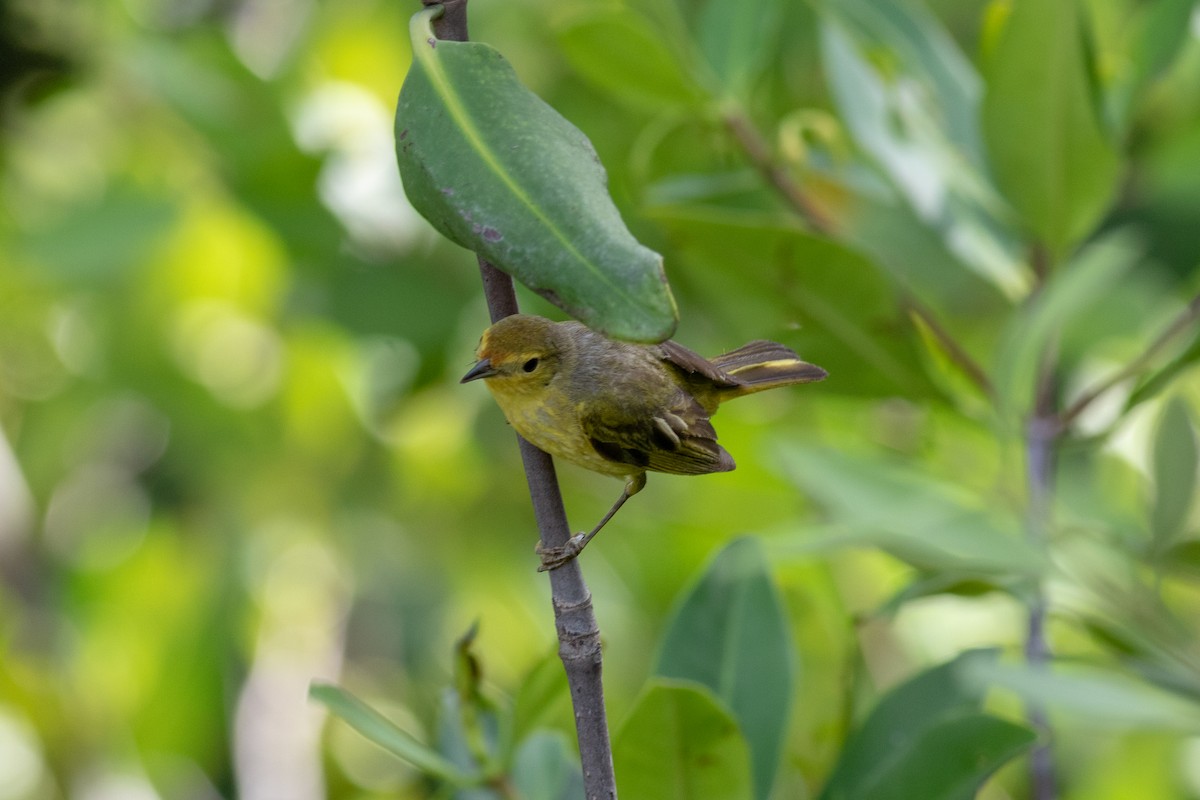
[424,4,616,795]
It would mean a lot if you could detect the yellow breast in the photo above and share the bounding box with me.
[485,383,632,478]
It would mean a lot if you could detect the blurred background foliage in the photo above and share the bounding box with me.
[1,0,1199,798]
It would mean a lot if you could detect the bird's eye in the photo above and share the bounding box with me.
[522,358,539,373]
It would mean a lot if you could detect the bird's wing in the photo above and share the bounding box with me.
[579,388,736,476]
[657,340,742,387]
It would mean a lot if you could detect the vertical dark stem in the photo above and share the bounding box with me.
[421,3,616,795]
[1025,343,1059,800]
[478,258,616,797]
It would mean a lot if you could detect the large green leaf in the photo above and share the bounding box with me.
[614,680,754,800]
[654,537,793,800]
[981,0,1120,257]
[395,6,677,342]
[1151,396,1198,552]
[819,650,1035,800]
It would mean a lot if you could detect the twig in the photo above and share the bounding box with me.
[425,3,616,797]
[482,258,616,798]
[1025,345,1059,800]
[1059,291,1200,427]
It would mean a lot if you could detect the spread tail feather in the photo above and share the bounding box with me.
[710,340,828,393]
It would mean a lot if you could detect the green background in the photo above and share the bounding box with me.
[1,0,1199,798]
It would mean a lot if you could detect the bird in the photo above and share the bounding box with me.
[461,314,827,570]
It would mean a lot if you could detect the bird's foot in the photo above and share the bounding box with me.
[535,534,588,572]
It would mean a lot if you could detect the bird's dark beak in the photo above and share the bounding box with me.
[460,358,498,383]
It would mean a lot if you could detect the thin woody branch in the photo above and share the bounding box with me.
[425,4,617,797]
[479,255,614,799]
[1025,341,1059,800]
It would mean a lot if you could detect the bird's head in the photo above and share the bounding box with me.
[461,314,563,395]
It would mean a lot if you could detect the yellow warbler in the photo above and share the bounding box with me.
[462,314,827,570]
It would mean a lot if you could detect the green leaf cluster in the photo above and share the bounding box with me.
[318,541,1033,798]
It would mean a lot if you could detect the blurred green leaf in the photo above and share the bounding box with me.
[395,6,678,342]
[968,659,1200,732]
[311,683,472,783]
[1151,396,1198,551]
[817,3,1028,299]
[1129,0,1196,93]
[19,185,177,284]
[511,731,584,800]
[839,190,1014,314]
[994,231,1138,419]
[825,715,1033,800]
[644,203,942,397]
[877,572,1017,617]
[1160,540,1200,581]
[654,537,793,799]
[779,445,1044,576]
[819,0,983,164]
[512,648,572,744]
[981,0,1120,256]
[555,9,708,112]
[697,0,782,97]
[614,679,754,800]
[437,684,505,789]
[451,622,504,772]
[820,650,1033,800]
